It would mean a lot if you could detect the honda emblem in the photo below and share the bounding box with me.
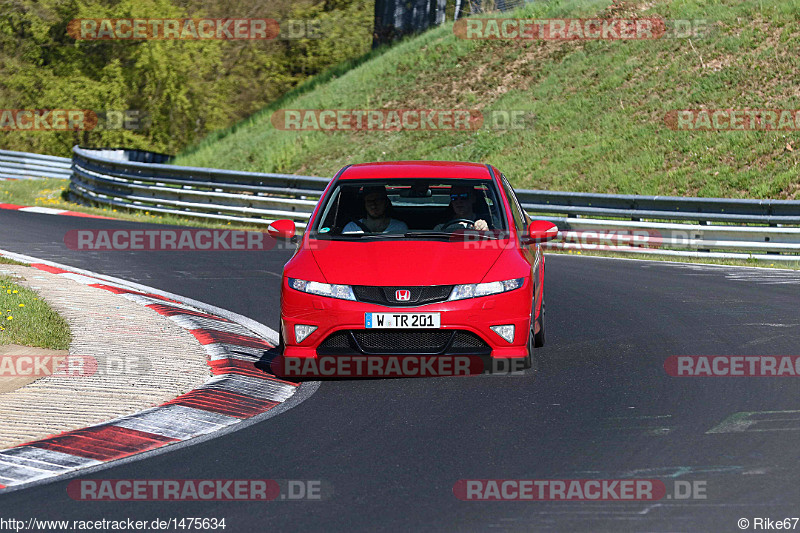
[395,289,411,301]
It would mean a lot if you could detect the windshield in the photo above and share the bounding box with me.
[309,179,508,240]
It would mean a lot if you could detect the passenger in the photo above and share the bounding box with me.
[343,186,408,234]
[434,186,489,231]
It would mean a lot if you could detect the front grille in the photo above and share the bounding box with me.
[451,331,489,348]
[354,330,452,352]
[352,285,454,306]
[319,332,351,349]
[316,329,491,356]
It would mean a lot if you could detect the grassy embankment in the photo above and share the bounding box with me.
[0,258,71,350]
[3,0,800,267]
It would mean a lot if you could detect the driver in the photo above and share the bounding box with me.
[343,186,408,234]
[434,185,489,231]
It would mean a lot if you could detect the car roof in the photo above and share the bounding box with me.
[338,161,494,180]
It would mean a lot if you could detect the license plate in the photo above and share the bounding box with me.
[365,312,441,329]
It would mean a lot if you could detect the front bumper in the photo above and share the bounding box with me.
[280,279,534,360]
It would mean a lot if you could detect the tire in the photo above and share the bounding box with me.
[534,288,545,348]
[276,321,286,354]
[521,321,540,373]
[523,327,533,370]
[521,301,535,370]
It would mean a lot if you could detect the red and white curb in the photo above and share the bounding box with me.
[0,203,113,219]
[0,249,313,492]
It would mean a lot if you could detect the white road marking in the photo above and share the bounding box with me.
[707,410,800,433]
[18,207,67,215]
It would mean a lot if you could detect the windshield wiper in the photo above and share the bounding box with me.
[317,233,409,240]
[314,231,499,240]
[404,231,498,240]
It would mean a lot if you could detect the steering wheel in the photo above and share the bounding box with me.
[440,218,475,230]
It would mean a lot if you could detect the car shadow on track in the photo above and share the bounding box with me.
[250,348,543,382]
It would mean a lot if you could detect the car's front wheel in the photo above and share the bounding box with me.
[522,291,543,371]
[276,321,285,354]
[534,287,545,348]
[523,327,534,370]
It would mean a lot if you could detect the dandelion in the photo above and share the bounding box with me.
[18,303,24,307]
[12,290,17,293]
[6,316,12,320]
[5,289,9,294]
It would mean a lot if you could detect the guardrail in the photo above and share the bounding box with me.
[0,149,71,181]
[517,190,800,225]
[70,146,326,227]
[536,217,800,261]
[51,146,800,261]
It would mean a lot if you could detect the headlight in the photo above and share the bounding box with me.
[288,278,356,301]
[448,278,525,301]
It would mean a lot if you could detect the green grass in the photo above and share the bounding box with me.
[0,276,71,350]
[5,0,800,269]
[173,0,800,199]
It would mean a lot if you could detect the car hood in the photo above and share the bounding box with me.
[309,239,506,286]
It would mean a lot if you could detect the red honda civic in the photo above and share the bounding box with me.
[273,161,558,374]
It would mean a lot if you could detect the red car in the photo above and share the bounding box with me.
[273,161,557,375]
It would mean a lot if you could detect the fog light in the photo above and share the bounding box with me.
[490,325,515,343]
[294,324,317,343]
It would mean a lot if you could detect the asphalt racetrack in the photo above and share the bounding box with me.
[1,209,799,532]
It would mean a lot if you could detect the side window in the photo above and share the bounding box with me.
[317,187,341,229]
[501,174,526,232]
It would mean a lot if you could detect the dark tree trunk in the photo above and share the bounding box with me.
[372,0,397,48]
[373,0,448,48]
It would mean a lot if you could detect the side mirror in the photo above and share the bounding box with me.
[267,219,297,240]
[525,220,559,243]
